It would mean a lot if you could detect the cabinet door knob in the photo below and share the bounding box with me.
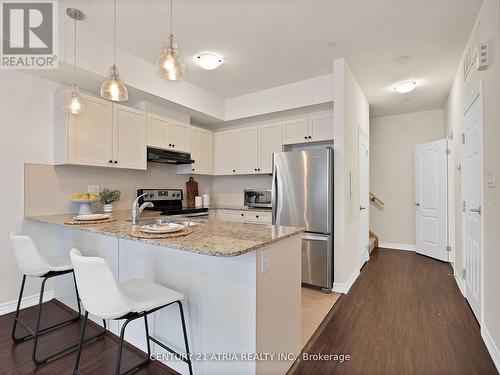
[241,213,244,216]
[109,160,113,163]
[308,136,312,139]
[256,215,259,218]
[233,169,236,172]
[192,168,195,171]
[258,168,261,171]
[304,136,308,139]
[169,144,172,147]
[172,144,175,148]
[114,161,118,164]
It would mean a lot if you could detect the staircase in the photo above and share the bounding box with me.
[369,231,379,253]
[368,192,383,253]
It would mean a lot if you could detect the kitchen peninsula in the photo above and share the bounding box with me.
[26,211,303,375]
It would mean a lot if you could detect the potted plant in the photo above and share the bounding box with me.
[100,188,121,213]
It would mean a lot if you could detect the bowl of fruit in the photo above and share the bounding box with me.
[72,193,100,215]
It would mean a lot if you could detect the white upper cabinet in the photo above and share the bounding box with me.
[258,122,282,174]
[213,130,237,175]
[170,121,191,152]
[178,127,213,175]
[282,118,309,145]
[237,127,259,174]
[282,112,333,145]
[308,112,333,142]
[54,91,146,170]
[147,113,190,153]
[113,105,147,170]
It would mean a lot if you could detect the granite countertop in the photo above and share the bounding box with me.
[25,211,303,257]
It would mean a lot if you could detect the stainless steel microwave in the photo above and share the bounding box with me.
[244,189,272,208]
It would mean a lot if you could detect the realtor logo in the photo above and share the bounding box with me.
[1,0,58,69]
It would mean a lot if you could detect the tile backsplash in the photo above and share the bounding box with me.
[24,163,212,216]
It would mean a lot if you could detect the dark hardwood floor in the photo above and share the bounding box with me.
[291,248,499,375]
[0,300,178,375]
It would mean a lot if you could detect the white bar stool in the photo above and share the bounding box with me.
[9,232,106,365]
[70,249,193,375]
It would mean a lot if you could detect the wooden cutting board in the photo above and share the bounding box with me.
[186,177,198,207]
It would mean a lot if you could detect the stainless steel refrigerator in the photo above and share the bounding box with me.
[272,148,334,292]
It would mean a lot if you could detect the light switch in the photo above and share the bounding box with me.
[487,169,496,188]
[261,249,269,274]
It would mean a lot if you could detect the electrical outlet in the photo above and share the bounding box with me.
[261,249,269,274]
[87,185,100,195]
[487,169,496,188]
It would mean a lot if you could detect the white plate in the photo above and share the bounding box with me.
[140,223,185,234]
[74,214,110,221]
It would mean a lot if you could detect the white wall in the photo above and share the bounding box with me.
[333,59,370,288]
[370,109,446,246]
[225,74,333,121]
[0,71,61,303]
[445,0,500,368]
[212,175,272,206]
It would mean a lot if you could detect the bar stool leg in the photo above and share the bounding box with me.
[73,311,88,375]
[144,315,152,357]
[11,274,27,342]
[32,276,49,365]
[177,301,193,375]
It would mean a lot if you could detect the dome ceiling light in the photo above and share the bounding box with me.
[194,52,223,70]
[393,80,417,94]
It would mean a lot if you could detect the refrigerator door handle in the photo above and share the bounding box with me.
[302,234,329,241]
[271,160,278,225]
[326,148,333,233]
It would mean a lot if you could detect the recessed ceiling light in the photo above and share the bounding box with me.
[194,52,223,70]
[393,80,417,94]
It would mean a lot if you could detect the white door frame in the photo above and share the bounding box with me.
[461,81,484,325]
[446,131,455,264]
[358,126,369,267]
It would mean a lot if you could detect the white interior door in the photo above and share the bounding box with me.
[415,139,448,261]
[358,128,369,266]
[462,83,484,322]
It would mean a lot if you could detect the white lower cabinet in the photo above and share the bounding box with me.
[216,209,245,223]
[216,209,272,225]
[244,211,272,225]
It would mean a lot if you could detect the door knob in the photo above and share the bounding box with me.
[470,206,482,214]
[415,203,421,207]
[360,206,366,211]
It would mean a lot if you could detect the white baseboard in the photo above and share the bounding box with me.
[332,268,360,294]
[0,290,55,316]
[379,242,416,251]
[452,264,466,297]
[482,325,500,372]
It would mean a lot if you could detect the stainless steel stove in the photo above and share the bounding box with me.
[137,188,209,216]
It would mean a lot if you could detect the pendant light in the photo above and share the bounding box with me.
[156,0,185,80]
[100,0,128,101]
[65,8,84,114]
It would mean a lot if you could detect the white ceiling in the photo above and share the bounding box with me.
[61,0,482,118]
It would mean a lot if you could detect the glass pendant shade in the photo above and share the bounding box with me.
[156,35,185,80]
[65,85,84,114]
[100,65,128,101]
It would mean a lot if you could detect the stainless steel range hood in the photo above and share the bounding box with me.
[147,147,194,165]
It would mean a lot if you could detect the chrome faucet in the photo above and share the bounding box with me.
[132,193,154,225]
